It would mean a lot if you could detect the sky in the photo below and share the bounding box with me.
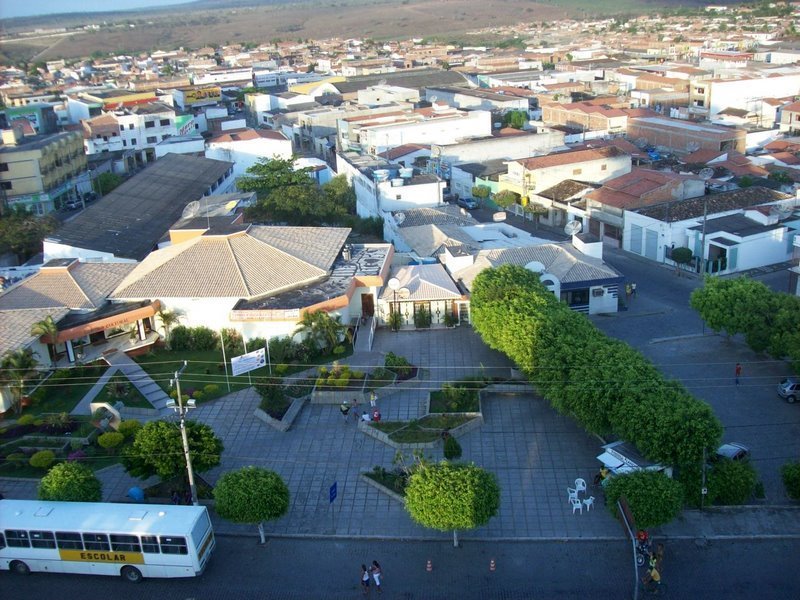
[0,0,197,20]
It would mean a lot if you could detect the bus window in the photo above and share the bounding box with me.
[82,533,110,551]
[110,534,141,553]
[159,536,188,555]
[30,530,56,549]
[5,530,30,548]
[0,532,5,549]
[140,535,159,553]
[56,532,83,550]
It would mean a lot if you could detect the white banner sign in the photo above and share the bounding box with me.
[231,347,266,376]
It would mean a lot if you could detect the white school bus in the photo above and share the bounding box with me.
[0,499,215,582]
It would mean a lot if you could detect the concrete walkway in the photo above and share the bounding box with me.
[69,365,119,416]
[103,352,173,418]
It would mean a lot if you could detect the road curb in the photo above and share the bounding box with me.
[650,332,718,344]
[213,532,800,542]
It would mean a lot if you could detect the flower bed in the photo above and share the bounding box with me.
[365,414,476,448]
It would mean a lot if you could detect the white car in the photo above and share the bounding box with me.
[716,442,750,461]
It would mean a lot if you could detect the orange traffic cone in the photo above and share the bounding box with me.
[426,559,433,572]
[489,558,496,572]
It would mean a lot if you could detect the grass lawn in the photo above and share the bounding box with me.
[366,367,396,391]
[364,467,407,496]
[19,363,108,417]
[429,389,480,413]
[101,374,152,409]
[135,345,354,401]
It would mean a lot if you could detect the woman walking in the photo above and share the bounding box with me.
[370,560,382,594]
[361,564,371,595]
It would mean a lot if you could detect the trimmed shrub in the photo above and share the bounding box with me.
[169,325,192,350]
[39,461,102,502]
[192,391,205,402]
[710,459,757,505]
[29,450,56,470]
[385,352,412,378]
[782,461,800,500]
[443,435,462,460]
[605,471,683,529]
[414,306,432,328]
[97,432,124,451]
[333,345,346,355]
[117,419,142,439]
[191,327,219,351]
[203,384,220,397]
[6,452,27,469]
[17,414,35,426]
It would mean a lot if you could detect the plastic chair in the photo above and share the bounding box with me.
[567,487,578,503]
[583,496,595,512]
[571,498,583,514]
[575,478,587,495]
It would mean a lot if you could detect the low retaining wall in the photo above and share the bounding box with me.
[118,405,160,418]
[359,414,482,450]
[254,396,308,432]
[311,389,368,405]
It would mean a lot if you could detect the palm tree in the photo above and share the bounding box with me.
[157,308,182,348]
[0,347,39,415]
[293,310,323,353]
[317,313,348,353]
[30,315,59,367]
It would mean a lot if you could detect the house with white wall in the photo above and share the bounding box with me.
[205,128,293,180]
[336,151,444,218]
[624,186,797,272]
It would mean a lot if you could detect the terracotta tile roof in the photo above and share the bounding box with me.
[517,146,625,170]
[208,128,288,143]
[0,261,135,311]
[769,151,800,165]
[636,187,791,222]
[111,226,349,300]
[586,169,701,210]
[682,149,725,164]
[378,143,429,160]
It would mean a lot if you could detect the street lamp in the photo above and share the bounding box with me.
[387,277,410,331]
[167,360,198,506]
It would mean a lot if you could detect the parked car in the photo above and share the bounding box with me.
[457,197,479,210]
[63,199,81,210]
[716,442,750,461]
[778,378,799,403]
[83,191,98,203]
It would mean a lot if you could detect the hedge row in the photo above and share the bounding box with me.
[471,265,722,467]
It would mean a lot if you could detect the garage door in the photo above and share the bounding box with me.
[645,229,658,260]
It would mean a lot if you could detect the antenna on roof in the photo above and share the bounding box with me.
[564,220,582,236]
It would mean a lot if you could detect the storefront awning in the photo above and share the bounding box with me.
[56,300,160,343]
[596,451,625,470]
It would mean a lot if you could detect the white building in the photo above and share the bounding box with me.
[205,128,293,180]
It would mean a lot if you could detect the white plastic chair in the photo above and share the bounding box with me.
[575,478,587,495]
[567,487,578,504]
[583,496,595,512]
[571,497,583,514]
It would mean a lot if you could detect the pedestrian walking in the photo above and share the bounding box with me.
[625,283,632,302]
[631,282,637,298]
[735,362,742,385]
[339,401,351,423]
[370,560,382,594]
[369,390,378,408]
[360,564,371,595]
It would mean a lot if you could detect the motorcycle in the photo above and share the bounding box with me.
[635,531,652,567]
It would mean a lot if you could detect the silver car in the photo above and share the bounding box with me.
[778,378,799,403]
[716,442,750,461]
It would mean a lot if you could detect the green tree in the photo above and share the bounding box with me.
[782,461,800,500]
[0,347,39,415]
[443,435,462,460]
[293,310,346,354]
[238,156,314,198]
[471,185,491,201]
[0,206,58,262]
[502,110,528,129]
[30,315,59,367]
[38,461,102,502]
[96,172,124,195]
[604,471,683,528]
[492,190,519,210]
[214,466,290,544]
[122,420,223,481]
[670,246,693,277]
[405,461,500,547]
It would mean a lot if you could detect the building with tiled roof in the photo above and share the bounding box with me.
[205,127,292,179]
[376,263,465,328]
[111,224,393,341]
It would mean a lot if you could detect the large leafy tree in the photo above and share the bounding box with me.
[38,462,102,502]
[605,471,684,529]
[502,110,528,129]
[122,420,223,481]
[0,206,58,262]
[214,466,290,544]
[238,156,315,197]
[0,347,39,414]
[293,310,346,354]
[405,461,500,547]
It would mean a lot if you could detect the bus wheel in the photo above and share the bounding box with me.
[10,560,30,575]
[121,566,143,583]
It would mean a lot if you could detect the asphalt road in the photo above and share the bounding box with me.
[3,536,798,599]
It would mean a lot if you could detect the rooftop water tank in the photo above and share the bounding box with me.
[374,169,389,182]
[391,178,404,187]
[399,167,414,178]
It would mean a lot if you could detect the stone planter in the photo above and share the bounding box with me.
[359,472,405,504]
[254,396,308,432]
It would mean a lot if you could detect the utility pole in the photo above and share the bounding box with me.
[169,360,198,506]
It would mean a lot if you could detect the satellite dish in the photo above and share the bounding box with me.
[181,200,200,219]
[634,137,648,149]
[773,201,794,216]
[686,141,701,152]
[395,212,406,225]
[699,167,715,180]
[564,220,582,235]
[429,95,438,103]
[524,260,546,273]
[460,208,468,216]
